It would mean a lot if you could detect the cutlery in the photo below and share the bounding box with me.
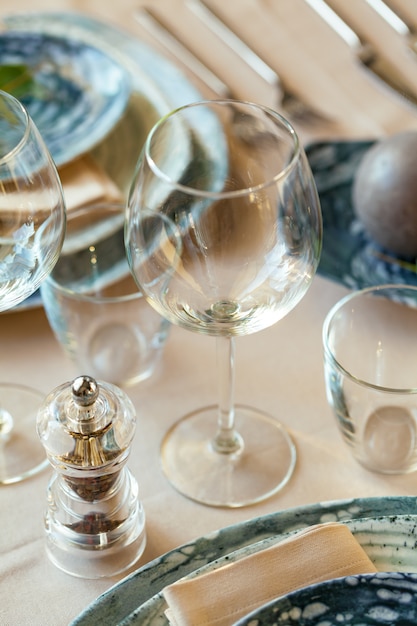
[186,0,334,125]
[135,4,333,126]
[304,0,417,107]
[365,0,417,55]
[135,7,230,98]
[185,0,278,91]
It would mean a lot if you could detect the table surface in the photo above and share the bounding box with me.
[2,0,417,624]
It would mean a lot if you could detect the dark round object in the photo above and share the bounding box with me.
[353,130,417,258]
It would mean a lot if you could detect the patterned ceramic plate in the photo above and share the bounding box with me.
[0,31,130,166]
[2,11,202,312]
[306,140,417,291]
[235,572,417,625]
[71,496,417,625]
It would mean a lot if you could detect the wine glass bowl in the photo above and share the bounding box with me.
[126,100,322,506]
[0,90,65,311]
[0,89,66,483]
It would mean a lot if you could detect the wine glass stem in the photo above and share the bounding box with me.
[212,336,243,455]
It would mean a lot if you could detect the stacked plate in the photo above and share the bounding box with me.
[1,11,203,158]
[69,495,417,625]
[0,30,131,167]
[1,11,202,311]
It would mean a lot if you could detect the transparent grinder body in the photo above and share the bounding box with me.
[37,375,146,578]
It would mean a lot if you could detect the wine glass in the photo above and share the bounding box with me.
[125,100,322,507]
[0,90,66,484]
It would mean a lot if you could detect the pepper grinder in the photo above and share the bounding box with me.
[37,375,146,578]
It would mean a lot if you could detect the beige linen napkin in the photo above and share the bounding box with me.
[163,522,378,626]
[59,154,123,212]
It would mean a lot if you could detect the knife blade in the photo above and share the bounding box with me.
[304,0,417,107]
[364,0,417,55]
[134,7,231,98]
[185,0,279,89]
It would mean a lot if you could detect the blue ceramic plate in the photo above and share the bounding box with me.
[0,31,130,166]
[70,496,417,625]
[234,572,417,625]
[102,514,417,625]
[306,140,417,291]
[2,11,203,312]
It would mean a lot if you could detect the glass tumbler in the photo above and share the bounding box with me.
[323,284,417,474]
[41,202,169,387]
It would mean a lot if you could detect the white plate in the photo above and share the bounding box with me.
[70,496,417,625]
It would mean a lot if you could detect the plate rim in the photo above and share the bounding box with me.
[234,570,417,625]
[0,29,131,167]
[128,512,417,624]
[70,495,417,625]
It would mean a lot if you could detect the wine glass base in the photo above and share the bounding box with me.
[161,404,296,508]
[0,384,48,485]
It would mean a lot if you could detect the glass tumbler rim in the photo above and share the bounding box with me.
[0,89,32,163]
[322,282,417,394]
[43,201,142,305]
[42,273,143,305]
[143,98,302,199]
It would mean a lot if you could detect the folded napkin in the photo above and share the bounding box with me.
[58,154,123,212]
[163,522,378,626]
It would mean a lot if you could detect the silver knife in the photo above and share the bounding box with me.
[185,0,279,89]
[134,7,231,97]
[304,0,417,107]
[364,0,417,55]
